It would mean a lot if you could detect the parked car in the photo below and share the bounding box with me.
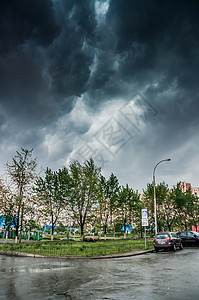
[153,232,183,252]
[176,231,199,246]
[83,235,99,242]
[61,237,74,241]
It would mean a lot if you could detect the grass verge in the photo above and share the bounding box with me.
[0,239,154,257]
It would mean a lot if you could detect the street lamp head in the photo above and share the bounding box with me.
[167,158,171,161]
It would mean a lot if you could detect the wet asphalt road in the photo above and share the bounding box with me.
[0,248,199,300]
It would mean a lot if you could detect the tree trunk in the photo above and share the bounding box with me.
[15,205,21,243]
[51,214,54,241]
[104,213,109,240]
[19,203,24,243]
[123,222,127,239]
[80,224,84,241]
[15,235,18,244]
[104,223,107,240]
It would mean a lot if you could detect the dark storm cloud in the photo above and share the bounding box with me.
[47,0,96,98]
[89,0,199,91]
[0,0,96,129]
[1,0,198,121]
[86,0,199,146]
[0,0,199,188]
[0,0,60,127]
[0,0,60,54]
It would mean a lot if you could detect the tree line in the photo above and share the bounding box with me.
[143,182,199,233]
[0,149,198,242]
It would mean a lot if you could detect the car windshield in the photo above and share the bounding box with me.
[156,234,169,239]
[178,232,186,236]
[192,231,199,236]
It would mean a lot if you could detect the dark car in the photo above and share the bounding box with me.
[153,232,183,252]
[176,231,199,246]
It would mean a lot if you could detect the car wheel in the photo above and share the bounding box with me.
[155,247,159,252]
[173,243,176,251]
[179,242,183,250]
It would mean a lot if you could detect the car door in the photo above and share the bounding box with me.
[178,231,187,245]
[186,231,196,245]
[171,233,180,246]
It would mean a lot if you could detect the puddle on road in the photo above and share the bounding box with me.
[0,249,199,300]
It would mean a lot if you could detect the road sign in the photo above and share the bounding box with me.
[142,209,148,227]
[142,209,147,219]
[142,219,148,226]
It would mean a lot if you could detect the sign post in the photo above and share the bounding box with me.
[142,209,148,249]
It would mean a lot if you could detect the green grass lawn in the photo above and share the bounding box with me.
[0,239,154,257]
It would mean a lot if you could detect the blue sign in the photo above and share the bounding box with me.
[142,209,148,218]
[0,215,17,227]
[121,225,132,232]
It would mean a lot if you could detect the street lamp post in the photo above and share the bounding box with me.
[153,159,171,235]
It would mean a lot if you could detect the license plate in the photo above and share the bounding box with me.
[158,241,166,244]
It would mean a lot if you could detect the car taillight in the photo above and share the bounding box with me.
[167,238,171,241]
[153,238,157,241]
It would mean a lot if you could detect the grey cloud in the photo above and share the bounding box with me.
[47,0,96,98]
[0,0,60,55]
[0,0,97,131]
[100,0,199,97]
[0,0,199,190]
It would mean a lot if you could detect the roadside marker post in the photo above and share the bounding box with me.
[142,209,148,249]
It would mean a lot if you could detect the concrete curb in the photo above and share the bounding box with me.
[0,250,154,260]
[91,250,154,259]
[0,251,46,258]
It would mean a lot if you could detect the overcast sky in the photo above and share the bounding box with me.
[0,0,199,192]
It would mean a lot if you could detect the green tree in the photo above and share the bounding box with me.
[67,158,101,240]
[158,191,176,232]
[117,184,141,238]
[5,148,37,243]
[185,190,199,231]
[143,182,170,232]
[22,196,42,239]
[98,173,119,239]
[170,184,199,230]
[35,167,70,241]
[0,179,16,239]
[142,183,154,222]
[97,175,108,237]
[54,222,66,234]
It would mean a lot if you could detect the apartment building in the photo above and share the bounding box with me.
[179,181,199,197]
